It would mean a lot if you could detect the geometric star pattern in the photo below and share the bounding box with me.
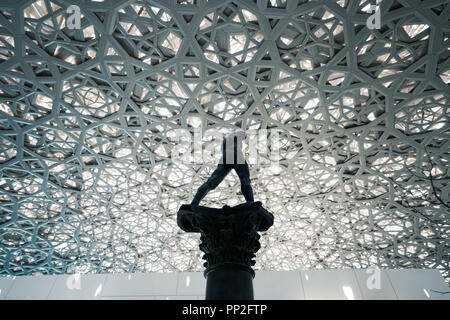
[0,0,449,283]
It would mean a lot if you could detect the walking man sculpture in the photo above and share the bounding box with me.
[191,130,254,206]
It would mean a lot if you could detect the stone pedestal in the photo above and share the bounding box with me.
[177,201,274,300]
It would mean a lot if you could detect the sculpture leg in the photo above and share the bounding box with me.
[191,164,231,206]
[234,162,254,202]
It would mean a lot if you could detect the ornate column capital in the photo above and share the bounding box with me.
[177,201,274,277]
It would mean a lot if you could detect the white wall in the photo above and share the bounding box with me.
[0,269,448,300]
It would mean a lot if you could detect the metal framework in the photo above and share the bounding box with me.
[0,0,449,282]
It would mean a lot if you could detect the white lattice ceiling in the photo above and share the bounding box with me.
[0,0,449,282]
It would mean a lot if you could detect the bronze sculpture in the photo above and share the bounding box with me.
[177,129,274,300]
[191,130,254,206]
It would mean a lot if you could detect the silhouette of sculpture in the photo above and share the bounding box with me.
[191,130,254,206]
[177,129,273,300]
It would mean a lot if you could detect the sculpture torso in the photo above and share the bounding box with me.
[222,130,246,164]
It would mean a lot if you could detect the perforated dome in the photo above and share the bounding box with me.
[0,0,448,282]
